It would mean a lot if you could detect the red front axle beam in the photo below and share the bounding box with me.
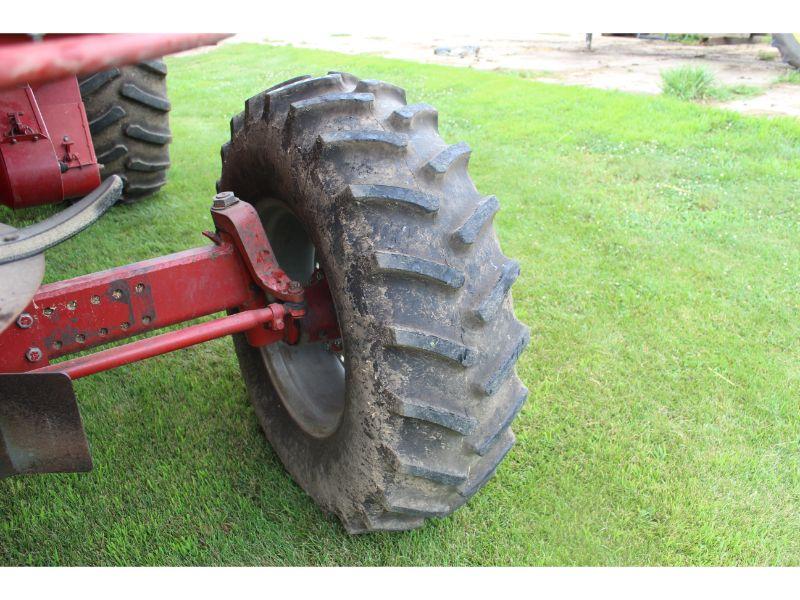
[0,195,339,379]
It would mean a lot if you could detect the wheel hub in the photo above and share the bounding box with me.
[257,199,346,438]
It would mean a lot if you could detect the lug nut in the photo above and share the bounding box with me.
[212,191,239,210]
[16,312,33,329]
[25,347,42,362]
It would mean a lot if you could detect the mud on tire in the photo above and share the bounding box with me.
[79,60,171,201]
[219,73,530,533]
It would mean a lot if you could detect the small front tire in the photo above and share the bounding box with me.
[220,73,529,533]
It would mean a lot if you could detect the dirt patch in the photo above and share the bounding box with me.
[223,33,800,118]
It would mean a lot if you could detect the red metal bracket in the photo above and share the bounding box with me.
[210,192,303,303]
[301,269,341,344]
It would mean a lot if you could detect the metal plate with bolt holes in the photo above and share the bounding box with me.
[0,223,44,335]
[0,372,92,478]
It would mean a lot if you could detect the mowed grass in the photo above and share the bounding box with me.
[2,43,800,565]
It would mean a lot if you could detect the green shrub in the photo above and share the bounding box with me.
[661,66,717,101]
[661,67,765,102]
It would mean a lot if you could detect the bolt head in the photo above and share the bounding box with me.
[16,312,33,329]
[25,347,42,362]
[212,191,239,209]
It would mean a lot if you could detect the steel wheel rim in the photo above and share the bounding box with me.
[256,198,346,438]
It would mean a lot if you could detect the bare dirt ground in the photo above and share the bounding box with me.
[223,33,800,118]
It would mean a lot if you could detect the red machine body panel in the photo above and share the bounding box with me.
[0,77,100,208]
[0,33,229,209]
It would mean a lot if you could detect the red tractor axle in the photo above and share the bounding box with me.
[0,192,341,477]
[0,193,341,375]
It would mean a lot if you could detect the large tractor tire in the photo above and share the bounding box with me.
[219,73,529,533]
[772,33,800,69]
[79,60,172,201]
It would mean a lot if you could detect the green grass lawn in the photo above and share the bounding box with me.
[2,43,800,566]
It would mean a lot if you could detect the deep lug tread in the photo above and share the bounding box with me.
[470,384,528,455]
[343,184,439,214]
[384,490,452,518]
[244,75,313,123]
[480,327,530,397]
[452,195,500,245]
[120,82,171,112]
[392,451,469,486]
[390,397,477,436]
[125,123,171,145]
[375,251,465,288]
[125,177,166,197]
[95,143,128,165]
[473,260,521,323]
[318,130,408,151]
[230,112,244,137]
[78,68,120,96]
[390,103,438,131]
[459,430,516,499]
[264,74,345,123]
[354,79,407,103]
[138,59,168,76]
[89,105,126,135]
[127,158,170,172]
[81,61,171,202]
[245,92,269,123]
[285,94,374,147]
[265,74,312,94]
[290,92,373,115]
[425,142,471,176]
[220,141,231,166]
[390,328,477,367]
[327,71,361,86]
[363,513,425,532]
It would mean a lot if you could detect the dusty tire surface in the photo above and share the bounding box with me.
[79,60,171,201]
[772,33,800,69]
[219,73,530,533]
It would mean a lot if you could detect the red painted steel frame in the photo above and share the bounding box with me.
[0,198,340,381]
[0,34,230,91]
[0,240,261,373]
[33,305,285,380]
